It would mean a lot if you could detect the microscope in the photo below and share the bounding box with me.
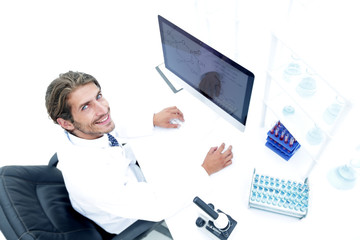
[193,196,237,240]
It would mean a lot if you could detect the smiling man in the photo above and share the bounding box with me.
[56,81,115,139]
[45,71,233,235]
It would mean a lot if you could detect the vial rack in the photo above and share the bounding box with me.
[248,169,309,219]
[265,121,301,161]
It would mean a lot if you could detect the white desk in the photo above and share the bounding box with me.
[129,78,360,240]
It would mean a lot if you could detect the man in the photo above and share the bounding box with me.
[45,71,233,234]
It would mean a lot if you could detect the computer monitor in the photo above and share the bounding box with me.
[157,15,255,132]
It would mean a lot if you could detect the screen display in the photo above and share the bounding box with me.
[158,15,254,128]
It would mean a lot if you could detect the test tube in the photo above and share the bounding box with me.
[275,127,280,137]
[289,137,295,147]
[285,192,291,200]
[270,125,275,134]
[272,196,279,206]
[275,179,280,188]
[289,201,295,210]
[300,204,308,212]
[301,197,308,205]
[284,133,289,143]
[251,192,256,201]
[261,195,268,203]
[278,199,285,207]
[296,194,302,203]
[256,193,262,202]
[283,200,290,209]
[280,190,285,198]
[280,130,286,140]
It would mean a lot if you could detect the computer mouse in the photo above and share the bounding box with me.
[170,118,183,126]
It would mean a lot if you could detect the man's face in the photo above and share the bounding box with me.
[62,82,115,139]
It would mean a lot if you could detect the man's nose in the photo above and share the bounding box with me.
[94,101,108,115]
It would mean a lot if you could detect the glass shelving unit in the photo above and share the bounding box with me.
[261,30,352,177]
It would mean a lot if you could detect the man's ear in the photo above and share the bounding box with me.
[57,118,75,131]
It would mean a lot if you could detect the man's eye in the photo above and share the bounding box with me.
[81,105,88,111]
[97,93,102,100]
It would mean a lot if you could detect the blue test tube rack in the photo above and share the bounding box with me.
[265,121,301,161]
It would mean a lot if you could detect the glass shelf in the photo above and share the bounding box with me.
[266,68,346,137]
[262,31,351,166]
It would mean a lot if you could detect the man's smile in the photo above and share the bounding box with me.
[95,113,111,125]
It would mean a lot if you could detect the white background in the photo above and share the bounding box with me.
[1,0,359,239]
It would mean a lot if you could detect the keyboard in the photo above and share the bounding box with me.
[248,169,309,219]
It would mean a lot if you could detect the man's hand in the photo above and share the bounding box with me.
[153,106,185,128]
[202,143,233,175]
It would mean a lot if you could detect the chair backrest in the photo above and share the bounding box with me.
[0,154,161,240]
[0,161,104,240]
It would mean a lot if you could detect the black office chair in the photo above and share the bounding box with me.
[0,153,171,240]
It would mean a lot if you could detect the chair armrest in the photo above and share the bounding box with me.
[48,153,59,167]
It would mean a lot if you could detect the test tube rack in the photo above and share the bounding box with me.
[248,169,309,219]
[265,121,300,161]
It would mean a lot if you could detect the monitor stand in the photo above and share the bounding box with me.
[155,63,183,94]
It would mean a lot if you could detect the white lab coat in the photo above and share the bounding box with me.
[57,114,210,234]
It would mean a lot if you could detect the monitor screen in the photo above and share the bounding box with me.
[158,15,254,132]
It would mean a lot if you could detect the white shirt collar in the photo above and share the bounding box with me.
[65,131,110,148]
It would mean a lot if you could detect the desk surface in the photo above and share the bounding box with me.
[129,75,360,240]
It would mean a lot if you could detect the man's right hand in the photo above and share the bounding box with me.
[201,143,233,175]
